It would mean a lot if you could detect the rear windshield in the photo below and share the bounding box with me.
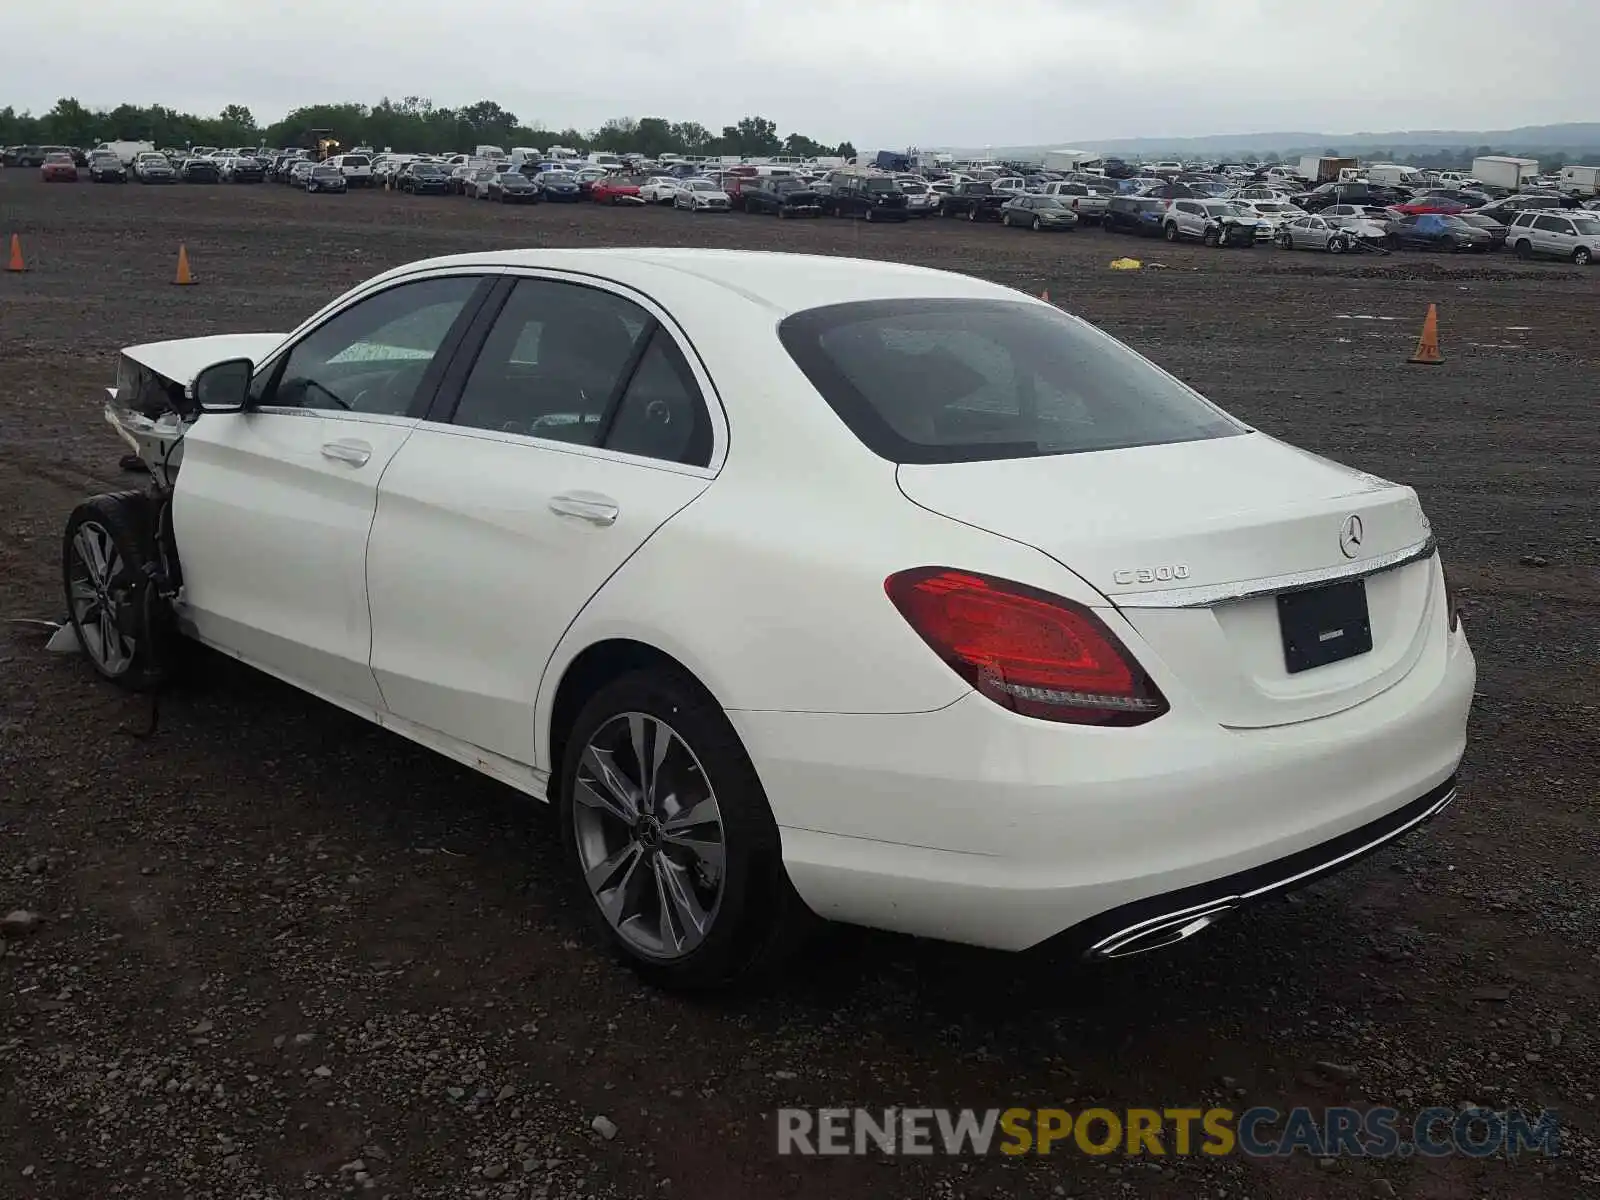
[778,299,1243,464]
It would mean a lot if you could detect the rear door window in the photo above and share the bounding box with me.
[779,299,1243,464]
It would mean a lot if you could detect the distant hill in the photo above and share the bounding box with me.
[945,123,1600,161]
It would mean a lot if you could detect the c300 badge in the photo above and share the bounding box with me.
[1113,564,1191,586]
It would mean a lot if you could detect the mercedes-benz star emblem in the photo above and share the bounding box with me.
[1339,514,1364,559]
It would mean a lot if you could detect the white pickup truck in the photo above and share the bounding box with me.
[1038,180,1115,223]
[323,153,374,187]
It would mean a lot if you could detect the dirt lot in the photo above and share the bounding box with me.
[1,172,1598,1200]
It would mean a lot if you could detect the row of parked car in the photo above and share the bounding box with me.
[25,141,1600,264]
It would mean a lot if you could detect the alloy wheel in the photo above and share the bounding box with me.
[572,713,726,960]
[67,520,135,676]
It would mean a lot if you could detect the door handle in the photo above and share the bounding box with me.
[549,491,619,526]
[320,439,372,467]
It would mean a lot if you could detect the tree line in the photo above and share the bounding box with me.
[0,97,856,160]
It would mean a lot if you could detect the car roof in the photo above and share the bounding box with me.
[370,249,1017,316]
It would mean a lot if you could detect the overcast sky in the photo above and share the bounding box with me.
[7,0,1594,146]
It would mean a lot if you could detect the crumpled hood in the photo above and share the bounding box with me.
[122,333,287,385]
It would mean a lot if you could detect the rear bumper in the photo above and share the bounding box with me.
[735,620,1474,952]
[1067,775,1456,958]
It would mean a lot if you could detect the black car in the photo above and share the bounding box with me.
[1471,194,1575,223]
[999,195,1078,231]
[399,162,452,194]
[488,170,540,203]
[1296,182,1411,212]
[305,164,347,193]
[87,153,128,182]
[1382,213,1493,252]
[180,157,221,183]
[1103,195,1169,236]
[939,182,1007,222]
[227,157,265,183]
[1454,212,1508,248]
[537,172,583,202]
[825,173,910,221]
[744,177,822,217]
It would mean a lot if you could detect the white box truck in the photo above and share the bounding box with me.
[92,140,156,166]
[1043,149,1103,173]
[1558,165,1600,197]
[1298,155,1358,183]
[1470,156,1540,191]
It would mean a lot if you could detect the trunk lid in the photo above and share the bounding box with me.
[897,432,1440,728]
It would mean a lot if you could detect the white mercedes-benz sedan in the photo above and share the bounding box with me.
[69,248,1474,987]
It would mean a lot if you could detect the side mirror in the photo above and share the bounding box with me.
[194,357,253,414]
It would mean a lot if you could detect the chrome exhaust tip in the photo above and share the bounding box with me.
[1088,902,1238,959]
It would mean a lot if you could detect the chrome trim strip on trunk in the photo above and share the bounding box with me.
[1086,785,1458,959]
[1111,536,1437,610]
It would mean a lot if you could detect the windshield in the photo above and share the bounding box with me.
[778,299,1242,464]
[865,179,900,193]
[687,180,716,191]
[1034,198,1066,209]
[1201,202,1236,216]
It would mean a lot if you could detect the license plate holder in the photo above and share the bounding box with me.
[1278,579,1373,674]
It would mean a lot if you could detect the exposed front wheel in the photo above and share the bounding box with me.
[1575,247,1593,266]
[61,492,176,691]
[1514,239,1532,260]
[558,670,815,989]
[1165,223,1179,242]
[1032,216,1043,231]
[1327,236,1345,255]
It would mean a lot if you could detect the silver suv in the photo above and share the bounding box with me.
[1164,198,1264,247]
[1509,210,1598,264]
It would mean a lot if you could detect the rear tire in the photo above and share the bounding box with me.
[557,669,817,990]
[1575,247,1592,266]
[61,491,177,692]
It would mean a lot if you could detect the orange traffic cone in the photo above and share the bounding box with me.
[1409,304,1442,365]
[172,244,196,286]
[6,234,26,272]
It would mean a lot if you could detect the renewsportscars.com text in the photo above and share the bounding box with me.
[776,1106,1560,1159]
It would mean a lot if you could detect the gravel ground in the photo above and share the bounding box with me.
[1,172,1598,1200]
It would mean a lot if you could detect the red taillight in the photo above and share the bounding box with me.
[884,568,1167,726]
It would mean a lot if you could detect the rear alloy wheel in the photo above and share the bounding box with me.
[559,670,814,989]
[1574,247,1593,266]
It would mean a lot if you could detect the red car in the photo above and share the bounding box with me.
[589,173,645,205]
[40,152,79,182]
